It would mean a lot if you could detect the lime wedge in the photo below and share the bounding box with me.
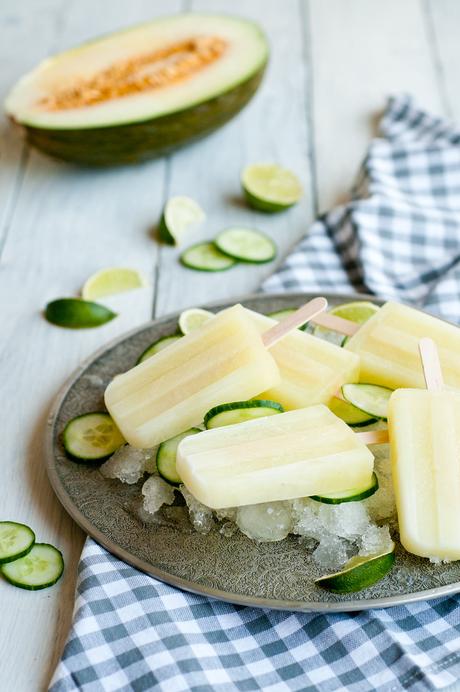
[45,298,117,329]
[242,163,303,212]
[316,544,395,593]
[159,196,205,245]
[313,301,379,345]
[82,267,148,301]
[178,308,214,334]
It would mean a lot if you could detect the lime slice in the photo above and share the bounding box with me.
[178,308,214,334]
[159,196,205,245]
[82,267,148,301]
[313,301,379,345]
[241,163,303,212]
[45,298,117,329]
[180,242,237,272]
[316,544,395,593]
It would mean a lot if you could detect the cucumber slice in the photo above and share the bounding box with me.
[63,412,125,462]
[310,472,379,504]
[214,228,276,264]
[0,522,35,564]
[315,545,395,594]
[1,543,64,590]
[341,384,393,421]
[180,242,237,272]
[204,399,284,429]
[156,428,202,485]
[137,335,181,364]
[329,397,377,427]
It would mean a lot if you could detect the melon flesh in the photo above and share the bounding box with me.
[6,14,268,130]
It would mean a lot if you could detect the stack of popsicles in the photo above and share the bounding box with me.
[105,297,460,561]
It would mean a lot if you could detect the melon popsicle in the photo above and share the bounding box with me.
[343,301,460,390]
[176,405,375,508]
[105,299,326,448]
[388,338,460,561]
[245,309,360,409]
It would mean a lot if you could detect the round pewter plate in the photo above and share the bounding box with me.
[46,292,460,612]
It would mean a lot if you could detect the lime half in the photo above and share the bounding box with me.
[242,163,303,212]
[82,267,148,301]
[159,196,205,245]
[179,308,214,335]
[316,544,395,593]
[313,301,379,345]
[45,298,117,329]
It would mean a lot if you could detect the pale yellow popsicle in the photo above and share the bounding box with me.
[388,388,460,561]
[345,302,460,390]
[245,309,360,409]
[105,305,280,448]
[176,405,375,508]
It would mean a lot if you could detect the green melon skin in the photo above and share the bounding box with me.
[18,68,266,167]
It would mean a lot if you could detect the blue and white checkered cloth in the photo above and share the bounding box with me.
[50,95,460,692]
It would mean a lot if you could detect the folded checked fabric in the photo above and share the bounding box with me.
[50,95,460,692]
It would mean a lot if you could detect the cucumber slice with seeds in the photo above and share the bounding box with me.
[215,227,276,264]
[1,543,64,590]
[341,384,393,421]
[137,335,181,364]
[180,242,236,272]
[329,397,377,427]
[310,472,379,504]
[204,399,284,429]
[0,522,35,564]
[63,412,125,462]
[156,428,202,485]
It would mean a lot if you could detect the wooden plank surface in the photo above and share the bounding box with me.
[0,1,459,689]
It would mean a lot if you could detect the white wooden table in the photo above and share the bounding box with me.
[1,1,460,689]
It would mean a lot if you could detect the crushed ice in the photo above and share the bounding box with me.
[142,475,176,514]
[100,444,157,484]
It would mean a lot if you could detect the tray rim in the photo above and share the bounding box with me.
[45,290,460,613]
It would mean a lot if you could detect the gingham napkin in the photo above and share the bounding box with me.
[50,95,460,692]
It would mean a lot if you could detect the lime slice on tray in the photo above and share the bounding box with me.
[316,544,395,593]
[82,267,148,301]
[179,308,214,334]
[180,242,237,272]
[214,228,276,263]
[242,163,303,212]
[313,301,379,346]
[159,196,205,245]
[45,298,117,329]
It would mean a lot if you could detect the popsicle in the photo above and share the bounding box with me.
[244,309,360,409]
[176,405,375,508]
[388,338,460,561]
[312,301,460,391]
[105,299,327,448]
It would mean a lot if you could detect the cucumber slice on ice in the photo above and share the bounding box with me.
[204,399,284,429]
[310,472,379,504]
[341,384,393,421]
[0,522,35,564]
[137,335,181,364]
[180,242,237,272]
[1,543,64,590]
[63,412,125,462]
[214,227,276,264]
[328,397,377,427]
[156,428,202,485]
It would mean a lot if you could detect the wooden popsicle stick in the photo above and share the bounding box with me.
[356,429,389,445]
[418,337,444,392]
[310,312,360,336]
[262,297,328,348]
